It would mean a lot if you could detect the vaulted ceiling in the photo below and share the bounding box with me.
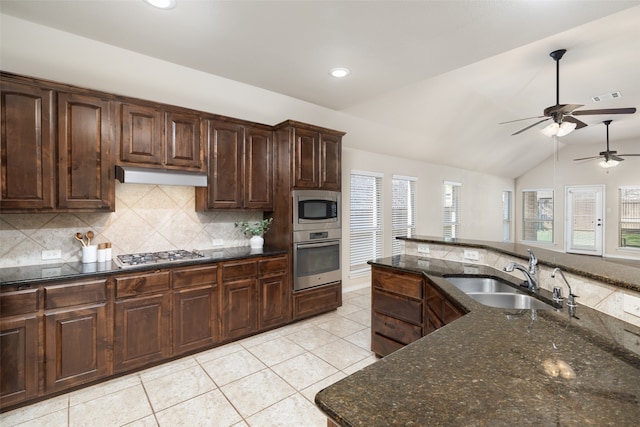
[1,0,639,178]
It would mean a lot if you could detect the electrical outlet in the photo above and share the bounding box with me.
[418,245,430,254]
[463,249,479,261]
[212,239,224,246]
[42,249,62,260]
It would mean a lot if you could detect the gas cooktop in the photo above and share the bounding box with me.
[114,250,206,268]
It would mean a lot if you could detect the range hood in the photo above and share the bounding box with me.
[115,166,208,187]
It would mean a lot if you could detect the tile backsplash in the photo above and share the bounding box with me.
[0,182,264,268]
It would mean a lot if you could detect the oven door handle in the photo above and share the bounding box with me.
[296,240,340,249]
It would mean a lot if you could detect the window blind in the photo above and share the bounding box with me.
[619,187,640,249]
[349,171,383,276]
[392,175,417,256]
[502,190,512,242]
[522,189,554,242]
[443,182,461,239]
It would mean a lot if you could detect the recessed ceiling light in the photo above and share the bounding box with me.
[144,0,177,10]
[329,67,350,78]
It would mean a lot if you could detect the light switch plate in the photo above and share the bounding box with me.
[42,249,61,260]
[463,249,479,261]
[418,245,430,254]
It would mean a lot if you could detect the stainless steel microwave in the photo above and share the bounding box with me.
[292,190,341,231]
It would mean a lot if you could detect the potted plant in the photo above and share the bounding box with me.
[235,218,273,249]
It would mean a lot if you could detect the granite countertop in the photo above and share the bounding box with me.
[399,235,640,292]
[315,255,640,426]
[0,246,288,287]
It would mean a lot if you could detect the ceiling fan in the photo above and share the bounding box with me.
[573,120,640,168]
[500,49,636,136]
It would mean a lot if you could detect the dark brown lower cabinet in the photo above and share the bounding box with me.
[292,282,342,320]
[172,265,219,355]
[258,255,290,330]
[222,278,258,340]
[113,271,171,373]
[44,304,108,392]
[0,314,39,407]
[371,265,466,357]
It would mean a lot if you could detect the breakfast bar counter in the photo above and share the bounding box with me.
[315,255,640,426]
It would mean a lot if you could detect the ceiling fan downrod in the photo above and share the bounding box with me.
[550,49,566,106]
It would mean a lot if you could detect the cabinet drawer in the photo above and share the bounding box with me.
[221,260,257,282]
[172,265,218,289]
[371,333,405,357]
[45,280,106,309]
[372,268,422,299]
[0,288,39,317]
[372,312,421,345]
[373,289,422,325]
[115,271,170,298]
[258,255,288,277]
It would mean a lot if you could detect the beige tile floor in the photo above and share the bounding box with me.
[1,287,375,427]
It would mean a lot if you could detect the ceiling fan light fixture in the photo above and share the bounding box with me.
[599,159,619,168]
[541,121,576,137]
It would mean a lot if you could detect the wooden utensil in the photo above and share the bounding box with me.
[75,232,87,247]
[86,231,94,246]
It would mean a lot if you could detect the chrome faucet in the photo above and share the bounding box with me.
[504,262,537,292]
[551,268,578,308]
[527,249,538,276]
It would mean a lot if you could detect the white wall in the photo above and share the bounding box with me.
[341,147,513,290]
[515,139,640,260]
[1,15,515,281]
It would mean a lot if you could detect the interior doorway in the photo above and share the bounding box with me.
[565,185,604,256]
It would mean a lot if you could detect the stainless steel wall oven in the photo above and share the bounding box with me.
[293,225,341,291]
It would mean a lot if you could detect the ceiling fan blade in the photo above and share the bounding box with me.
[609,155,625,162]
[618,154,640,157]
[563,116,588,129]
[545,104,583,115]
[573,155,602,161]
[499,116,545,125]
[512,118,550,135]
[572,107,637,116]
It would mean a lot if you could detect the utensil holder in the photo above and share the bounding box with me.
[82,245,98,263]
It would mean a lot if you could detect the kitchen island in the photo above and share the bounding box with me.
[315,255,640,426]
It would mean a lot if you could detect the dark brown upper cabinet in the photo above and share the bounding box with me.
[0,80,56,210]
[275,121,343,191]
[117,102,204,172]
[195,120,273,210]
[1,76,114,213]
[57,92,114,211]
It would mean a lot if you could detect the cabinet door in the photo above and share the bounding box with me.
[292,127,319,189]
[44,304,108,393]
[173,285,219,355]
[244,126,273,209]
[114,293,171,372]
[205,120,244,209]
[222,279,258,340]
[259,274,289,330]
[0,315,39,407]
[119,102,163,165]
[165,111,203,170]
[1,81,55,210]
[319,133,341,191]
[57,92,114,211]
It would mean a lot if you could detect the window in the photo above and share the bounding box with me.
[619,187,640,249]
[522,189,553,243]
[392,175,417,255]
[502,190,512,241]
[349,171,383,276]
[443,182,461,239]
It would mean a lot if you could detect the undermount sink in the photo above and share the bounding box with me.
[444,277,521,294]
[466,293,553,310]
[444,276,554,310]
